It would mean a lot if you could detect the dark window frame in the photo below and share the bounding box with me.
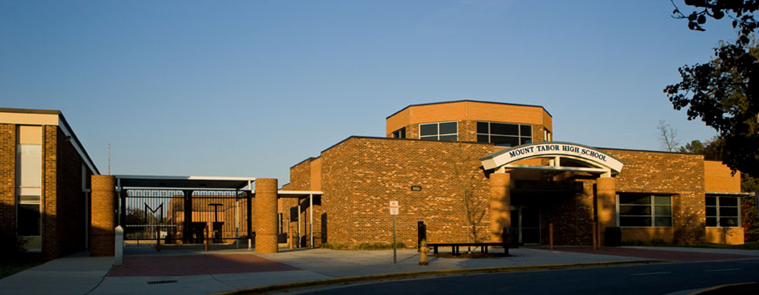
[476,121,533,147]
[419,121,458,142]
[617,194,673,228]
[706,196,741,227]
[391,127,406,139]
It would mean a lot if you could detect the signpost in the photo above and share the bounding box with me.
[389,201,399,263]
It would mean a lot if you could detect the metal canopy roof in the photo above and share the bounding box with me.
[114,175,256,190]
[273,190,323,198]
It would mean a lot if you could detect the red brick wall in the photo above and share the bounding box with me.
[54,127,89,256]
[0,124,16,236]
[42,126,58,258]
[289,138,715,246]
[90,175,115,256]
[603,149,706,243]
[319,137,495,246]
[281,158,323,247]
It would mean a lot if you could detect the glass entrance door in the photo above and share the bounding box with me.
[521,207,541,244]
[510,207,541,245]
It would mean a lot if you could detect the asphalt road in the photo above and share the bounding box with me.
[302,259,759,295]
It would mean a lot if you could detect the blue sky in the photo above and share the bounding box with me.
[0,1,740,184]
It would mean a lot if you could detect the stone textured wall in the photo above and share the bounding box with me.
[0,124,16,236]
[603,149,706,244]
[319,137,495,246]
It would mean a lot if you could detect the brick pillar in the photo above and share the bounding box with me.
[255,178,278,253]
[596,176,616,246]
[489,172,511,242]
[90,175,115,257]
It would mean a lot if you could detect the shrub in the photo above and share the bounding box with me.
[0,232,28,262]
[319,243,348,250]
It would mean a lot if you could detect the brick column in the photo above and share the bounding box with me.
[255,178,278,253]
[596,176,616,246]
[90,175,115,257]
[489,172,511,242]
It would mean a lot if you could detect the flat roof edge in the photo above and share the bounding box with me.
[385,100,553,119]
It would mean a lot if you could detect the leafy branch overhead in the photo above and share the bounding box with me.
[672,0,759,45]
[665,0,759,176]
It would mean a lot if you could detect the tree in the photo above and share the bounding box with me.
[449,144,487,243]
[666,0,759,176]
[658,120,681,152]
[679,139,706,154]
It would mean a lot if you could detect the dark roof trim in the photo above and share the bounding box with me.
[385,100,553,119]
[289,157,320,169]
[58,112,100,175]
[0,108,62,115]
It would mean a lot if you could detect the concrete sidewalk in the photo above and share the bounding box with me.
[1,246,756,295]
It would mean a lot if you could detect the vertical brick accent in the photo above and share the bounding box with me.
[255,178,278,253]
[489,172,510,242]
[42,125,58,258]
[90,175,115,257]
[0,124,16,236]
[596,176,616,245]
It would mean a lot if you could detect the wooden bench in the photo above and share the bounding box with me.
[426,242,520,256]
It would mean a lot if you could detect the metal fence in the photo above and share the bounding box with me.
[122,189,250,245]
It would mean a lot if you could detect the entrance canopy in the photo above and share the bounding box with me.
[480,142,624,176]
[114,175,256,190]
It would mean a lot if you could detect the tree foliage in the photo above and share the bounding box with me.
[666,0,759,176]
[679,139,706,154]
[679,136,724,160]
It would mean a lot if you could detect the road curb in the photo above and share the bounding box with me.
[215,260,665,295]
[688,282,759,295]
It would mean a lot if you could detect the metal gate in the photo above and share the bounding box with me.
[122,189,251,245]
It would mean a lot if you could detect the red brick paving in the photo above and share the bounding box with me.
[107,254,299,277]
[548,247,756,262]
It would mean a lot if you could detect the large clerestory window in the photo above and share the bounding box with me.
[476,121,532,147]
[419,122,457,142]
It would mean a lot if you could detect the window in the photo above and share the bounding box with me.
[391,127,406,139]
[18,198,41,236]
[618,194,672,227]
[17,126,42,237]
[476,121,532,147]
[706,196,740,227]
[419,122,457,142]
